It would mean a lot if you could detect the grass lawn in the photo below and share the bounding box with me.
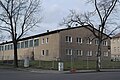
[0,60,120,70]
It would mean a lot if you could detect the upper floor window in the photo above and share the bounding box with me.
[46,38,49,43]
[21,42,25,48]
[29,40,33,47]
[0,45,4,51]
[5,45,8,50]
[0,46,2,51]
[10,44,13,50]
[103,41,107,46]
[77,37,82,43]
[8,45,10,50]
[34,39,39,46]
[42,38,44,44]
[86,38,92,44]
[1,46,4,51]
[95,40,99,45]
[7,44,13,50]
[118,47,120,52]
[41,50,45,56]
[66,49,72,55]
[66,36,72,42]
[77,50,83,56]
[17,43,20,49]
[114,47,116,52]
[25,41,28,48]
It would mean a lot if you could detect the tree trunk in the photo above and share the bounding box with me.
[13,40,18,68]
[96,40,102,72]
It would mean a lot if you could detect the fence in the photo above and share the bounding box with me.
[0,59,120,70]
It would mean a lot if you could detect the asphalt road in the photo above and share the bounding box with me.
[0,69,120,80]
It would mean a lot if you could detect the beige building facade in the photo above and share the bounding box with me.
[111,33,120,61]
[0,25,111,61]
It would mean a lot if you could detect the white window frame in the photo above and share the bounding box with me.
[34,38,39,46]
[77,37,82,44]
[41,50,45,56]
[42,38,44,44]
[21,41,25,48]
[95,40,99,45]
[103,41,108,46]
[86,38,92,44]
[29,39,34,47]
[104,51,109,57]
[66,49,72,55]
[25,40,29,48]
[46,38,49,44]
[87,51,92,56]
[77,50,83,56]
[66,36,72,42]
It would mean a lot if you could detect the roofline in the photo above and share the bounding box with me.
[0,25,111,45]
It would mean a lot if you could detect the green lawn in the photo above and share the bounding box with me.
[0,60,120,70]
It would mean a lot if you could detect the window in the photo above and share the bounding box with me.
[87,51,92,56]
[95,51,98,56]
[0,46,1,51]
[42,38,44,44]
[117,39,119,42]
[46,38,49,43]
[1,46,4,51]
[66,49,72,55]
[66,36,72,42]
[8,45,10,50]
[46,50,49,56]
[114,47,116,52]
[10,44,13,50]
[77,37,82,43]
[17,43,20,49]
[112,39,115,43]
[104,52,109,57]
[0,45,4,51]
[29,40,33,47]
[95,40,99,45]
[77,50,83,56]
[25,41,28,48]
[34,39,39,46]
[86,38,92,44]
[5,45,8,50]
[21,42,25,48]
[41,50,45,56]
[103,41,107,46]
[118,47,120,52]
[41,50,49,56]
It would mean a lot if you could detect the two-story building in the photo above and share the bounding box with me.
[111,33,120,61]
[0,25,111,61]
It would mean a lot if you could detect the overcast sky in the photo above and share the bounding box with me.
[32,0,94,35]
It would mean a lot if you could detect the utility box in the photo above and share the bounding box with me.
[24,57,29,68]
[58,62,64,71]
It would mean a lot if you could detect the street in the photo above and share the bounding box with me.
[0,69,120,80]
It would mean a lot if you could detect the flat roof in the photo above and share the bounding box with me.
[0,25,110,45]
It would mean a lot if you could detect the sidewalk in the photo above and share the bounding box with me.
[16,68,96,74]
[16,68,120,73]
[1,66,120,74]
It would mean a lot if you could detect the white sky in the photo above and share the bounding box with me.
[31,0,94,35]
[1,0,119,41]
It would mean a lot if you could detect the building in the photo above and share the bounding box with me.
[0,25,111,61]
[111,33,120,61]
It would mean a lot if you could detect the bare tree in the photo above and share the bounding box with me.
[0,0,42,67]
[61,0,120,71]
